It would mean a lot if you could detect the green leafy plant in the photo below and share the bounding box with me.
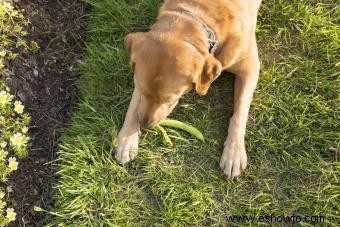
[0,81,30,225]
[0,2,38,74]
[0,2,32,225]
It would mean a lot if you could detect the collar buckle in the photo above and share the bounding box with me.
[209,40,219,54]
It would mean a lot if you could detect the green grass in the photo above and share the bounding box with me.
[50,0,339,225]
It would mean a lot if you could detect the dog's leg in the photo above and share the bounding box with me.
[116,88,140,164]
[220,55,260,179]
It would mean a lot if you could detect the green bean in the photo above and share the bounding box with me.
[159,119,205,142]
[155,125,173,147]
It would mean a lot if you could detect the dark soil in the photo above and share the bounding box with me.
[1,0,87,226]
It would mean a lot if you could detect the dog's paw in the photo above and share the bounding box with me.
[219,137,247,180]
[115,130,139,165]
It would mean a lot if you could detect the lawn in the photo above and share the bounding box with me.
[50,0,339,225]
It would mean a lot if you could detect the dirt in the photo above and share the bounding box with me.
[0,0,87,226]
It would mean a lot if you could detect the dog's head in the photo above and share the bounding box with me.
[125,32,222,128]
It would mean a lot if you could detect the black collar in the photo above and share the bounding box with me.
[170,8,219,54]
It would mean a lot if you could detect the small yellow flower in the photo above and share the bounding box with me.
[0,50,6,57]
[14,100,24,114]
[8,157,18,171]
[0,191,4,199]
[10,133,26,147]
[0,149,8,160]
[0,90,11,106]
[0,200,6,209]
[3,2,13,11]
[6,208,16,222]
[22,127,28,134]
[0,142,6,148]
[0,60,4,71]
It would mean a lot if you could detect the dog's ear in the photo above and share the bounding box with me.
[195,55,222,95]
[124,32,144,55]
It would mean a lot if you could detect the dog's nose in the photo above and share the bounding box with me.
[140,118,151,129]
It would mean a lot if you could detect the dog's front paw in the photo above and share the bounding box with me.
[219,137,247,180]
[115,129,139,165]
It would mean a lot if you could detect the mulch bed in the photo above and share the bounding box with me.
[1,0,87,225]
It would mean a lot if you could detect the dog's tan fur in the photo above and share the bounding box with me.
[116,0,262,179]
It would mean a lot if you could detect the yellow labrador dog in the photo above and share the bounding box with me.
[116,0,262,179]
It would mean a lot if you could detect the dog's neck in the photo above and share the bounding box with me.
[169,8,219,54]
[150,11,214,57]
